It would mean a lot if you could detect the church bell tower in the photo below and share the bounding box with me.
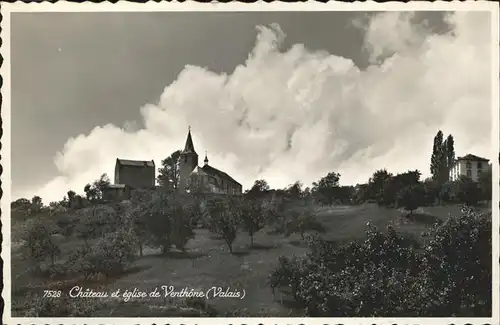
[178,126,199,191]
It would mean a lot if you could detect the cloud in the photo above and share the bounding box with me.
[17,11,493,203]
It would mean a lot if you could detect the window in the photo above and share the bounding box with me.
[477,162,483,169]
[466,169,472,178]
[478,170,482,177]
[466,161,472,169]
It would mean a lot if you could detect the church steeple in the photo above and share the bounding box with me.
[204,151,209,165]
[182,126,196,154]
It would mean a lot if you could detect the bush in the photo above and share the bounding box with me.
[269,212,491,317]
[71,228,138,279]
[416,211,491,316]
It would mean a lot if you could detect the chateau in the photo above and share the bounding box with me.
[448,154,490,182]
[102,128,242,201]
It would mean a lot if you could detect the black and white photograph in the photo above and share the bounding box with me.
[1,2,499,322]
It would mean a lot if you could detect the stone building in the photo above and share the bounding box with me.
[101,184,132,202]
[114,158,156,189]
[178,128,242,195]
[448,154,490,182]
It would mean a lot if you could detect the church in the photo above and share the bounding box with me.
[179,128,243,195]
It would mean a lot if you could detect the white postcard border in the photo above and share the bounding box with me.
[1,1,499,324]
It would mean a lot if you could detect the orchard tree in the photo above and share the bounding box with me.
[239,198,266,246]
[455,176,481,206]
[396,184,426,215]
[157,150,181,191]
[311,172,341,205]
[206,197,240,253]
[367,169,393,205]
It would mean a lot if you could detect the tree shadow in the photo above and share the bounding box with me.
[248,243,278,250]
[154,250,208,260]
[231,250,251,257]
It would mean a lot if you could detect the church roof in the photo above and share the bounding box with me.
[202,164,241,186]
[116,159,155,167]
[182,129,196,154]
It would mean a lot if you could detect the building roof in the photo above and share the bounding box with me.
[182,129,197,154]
[116,158,155,167]
[201,164,241,186]
[456,154,489,162]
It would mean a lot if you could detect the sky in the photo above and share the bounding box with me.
[10,10,494,203]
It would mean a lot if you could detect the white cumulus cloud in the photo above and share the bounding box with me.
[17,11,493,203]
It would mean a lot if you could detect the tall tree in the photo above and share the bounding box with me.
[430,130,444,181]
[157,150,182,190]
[444,134,455,171]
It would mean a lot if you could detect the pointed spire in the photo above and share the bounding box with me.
[204,151,209,165]
[183,126,196,153]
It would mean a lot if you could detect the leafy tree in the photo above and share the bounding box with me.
[284,181,303,201]
[67,190,76,209]
[206,197,239,253]
[239,198,266,245]
[478,164,492,202]
[367,169,393,205]
[143,191,173,253]
[396,184,426,215]
[11,198,31,210]
[246,179,271,199]
[430,131,455,184]
[430,130,444,182]
[422,178,441,205]
[455,176,481,206]
[83,174,110,203]
[31,195,43,214]
[24,222,61,268]
[168,193,198,251]
[157,150,181,190]
[311,172,341,205]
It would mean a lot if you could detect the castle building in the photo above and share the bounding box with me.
[102,158,155,201]
[448,154,490,182]
[178,128,242,195]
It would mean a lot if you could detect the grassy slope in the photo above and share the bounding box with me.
[10,203,491,316]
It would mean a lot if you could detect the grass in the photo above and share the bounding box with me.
[10,202,491,317]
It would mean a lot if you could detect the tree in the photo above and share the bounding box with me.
[83,174,110,203]
[67,190,76,209]
[284,181,303,201]
[239,198,266,246]
[246,179,271,199]
[24,222,61,268]
[430,130,444,182]
[396,184,426,215]
[367,169,393,205]
[455,176,481,206]
[431,131,455,185]
[144,191,173,253]
[157,150,181,190]
[31,195,43,214]
[206,197,239,253]
[478,164,492,202]
[311,172,341,205]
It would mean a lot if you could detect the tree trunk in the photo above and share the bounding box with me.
[139,243,143,257]
[250,234,254,246]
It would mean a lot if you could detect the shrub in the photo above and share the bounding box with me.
[269,212,491,317]
[416,211,492,316]
[71,228,138,279]
[26,295,105,317]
